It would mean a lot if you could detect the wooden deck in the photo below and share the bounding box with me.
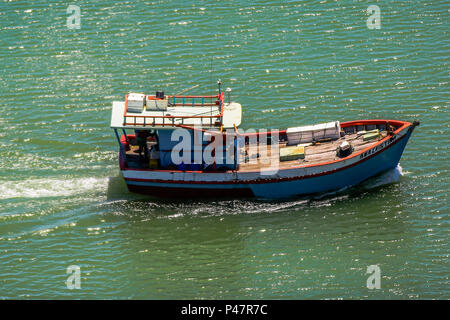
[123,130,387,171]
[237,131,387,171]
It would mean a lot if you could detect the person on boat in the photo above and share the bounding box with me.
[135,129,150,160]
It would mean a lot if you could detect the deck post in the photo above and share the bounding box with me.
[233,136,238,170]
[121,129,129,145]
[114,128,127,161]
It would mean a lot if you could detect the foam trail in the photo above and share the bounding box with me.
[311,165,403,200]
[0,177,109,200]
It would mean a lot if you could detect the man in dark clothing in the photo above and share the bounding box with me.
[135,130,150,160]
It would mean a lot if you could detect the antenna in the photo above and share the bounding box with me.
[210,56,213,94]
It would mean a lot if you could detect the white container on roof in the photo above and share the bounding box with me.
[146,96,168,111]
[126,93,146,113]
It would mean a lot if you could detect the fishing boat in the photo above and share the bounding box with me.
[110,83,419,199]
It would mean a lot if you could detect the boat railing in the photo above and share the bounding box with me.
[123,93,224,128]
[167,94,221,107]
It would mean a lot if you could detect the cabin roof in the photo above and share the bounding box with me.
[110,93,242,130]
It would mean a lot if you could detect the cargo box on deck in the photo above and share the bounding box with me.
[363,129,380,141]
[280,146,305,162]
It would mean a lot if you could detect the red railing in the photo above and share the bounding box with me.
[123,93,224,127]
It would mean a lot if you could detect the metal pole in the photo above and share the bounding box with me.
[114,128,127,161]
[122,129,129,144]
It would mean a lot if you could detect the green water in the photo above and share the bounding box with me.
[0,0,448,299]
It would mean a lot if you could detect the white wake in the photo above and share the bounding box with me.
[0,176,109,200]
[361,164,404,190]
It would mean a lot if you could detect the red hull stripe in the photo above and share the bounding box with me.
[124,130,408,185]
